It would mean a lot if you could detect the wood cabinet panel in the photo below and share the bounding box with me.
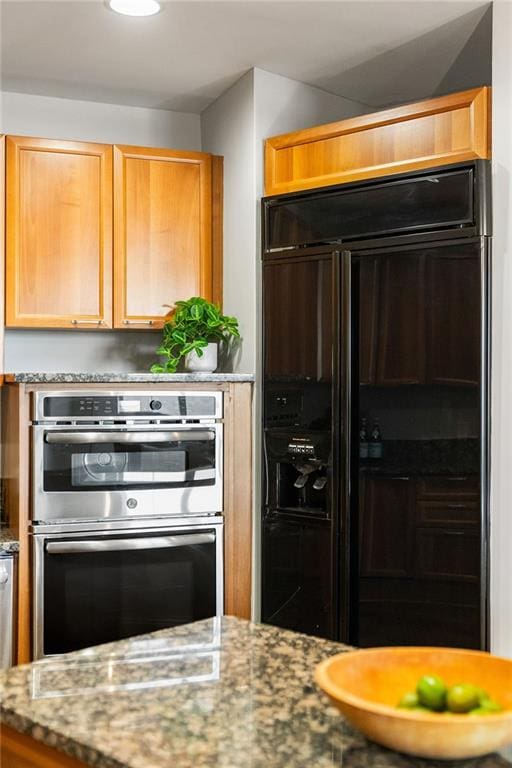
[6,136,112,328]
[264,256,333,381]
[426,249,480,385]
[375,255,425,385]
[415,528,480,582]
[360,477,414,577]
[359,257,379,386]
[417,501,480,527]
[113,145,213,329]
[417,476,479,500]
[265,87,491,195]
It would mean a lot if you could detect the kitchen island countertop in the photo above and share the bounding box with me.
[1,616,510,768]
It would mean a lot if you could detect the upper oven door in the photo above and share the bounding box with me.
[32,424,223,523]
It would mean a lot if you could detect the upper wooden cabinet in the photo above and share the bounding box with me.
[265,87,491,196]
[113,146,215,329]
[5,137,222,330]
[6,136,113,329]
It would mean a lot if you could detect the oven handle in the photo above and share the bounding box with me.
[45,532,215,554]
[45,430,215,444]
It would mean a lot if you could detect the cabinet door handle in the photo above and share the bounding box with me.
[122,319,154,326]
[71,319,104,326]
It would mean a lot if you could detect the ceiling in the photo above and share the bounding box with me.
[0,0,491,113]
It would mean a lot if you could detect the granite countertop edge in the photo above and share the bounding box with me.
[1,709,122,768]
[5,373,255,384]
[0,526,20,553]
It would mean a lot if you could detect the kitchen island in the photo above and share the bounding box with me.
[1,617,511,768]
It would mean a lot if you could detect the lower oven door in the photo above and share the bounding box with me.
[33,521,223,659]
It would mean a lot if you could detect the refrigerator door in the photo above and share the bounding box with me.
[351,238,488,649]
[261,250,342,640]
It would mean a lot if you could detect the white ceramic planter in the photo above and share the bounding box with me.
[184,342,218,373]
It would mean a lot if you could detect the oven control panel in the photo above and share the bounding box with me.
[34,392,222,421]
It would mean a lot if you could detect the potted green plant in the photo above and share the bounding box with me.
[150,297,240,374]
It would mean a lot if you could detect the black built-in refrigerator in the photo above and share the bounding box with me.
[261,162,491,650]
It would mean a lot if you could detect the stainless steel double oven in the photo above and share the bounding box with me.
[31,390,224,659]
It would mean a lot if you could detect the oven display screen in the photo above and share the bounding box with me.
[118,400,141,413]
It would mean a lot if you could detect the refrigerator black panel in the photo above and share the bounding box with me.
[261,514,335,639]
[261,164,490,650]
[352,239,484,649]
[265,167,475,251]
[263,256,334,386]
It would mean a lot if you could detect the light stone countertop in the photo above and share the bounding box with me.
[1,616,511,768]
[0,525,19,554]
[5,373,255,384]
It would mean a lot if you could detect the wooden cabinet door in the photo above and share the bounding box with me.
[6,136,112,329]
[113,145,213,329]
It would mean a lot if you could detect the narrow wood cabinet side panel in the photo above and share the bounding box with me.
[265,87,491,195]
[5,136,112,329]
[223,383,253,619]
[1,725,88,768]
[211,155,224,308]
[1,384,31,664]
[0,136,5,381]
[113,145,214,329]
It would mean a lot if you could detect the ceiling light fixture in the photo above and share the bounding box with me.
[108,0,161,17]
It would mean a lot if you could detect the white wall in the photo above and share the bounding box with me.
[0,91,200,148]
[200,71,256,375]
[0,91,202,373]
[490,1,512,657]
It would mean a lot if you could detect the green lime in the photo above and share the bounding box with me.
[478,699,502,713]
[397,692,419,709]
[474,686,490,704]
[416,675,447,711]
[469,707,494,716]
[446,684,481,713]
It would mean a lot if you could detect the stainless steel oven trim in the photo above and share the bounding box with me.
[33,390,223,422]
[46,532,216,554]
[32,423,223,523]
[46,430,216,444]
[33,519,224,660]
[31,515,221,534]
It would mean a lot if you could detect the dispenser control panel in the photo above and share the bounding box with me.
[288,442,315,456]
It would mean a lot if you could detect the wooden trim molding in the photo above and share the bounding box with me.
[223,382,253,619]
[264,87,491,196]
[1,384,31,663]
[211,155,224,309]
[0,724,87,768]
[0,135,5,383]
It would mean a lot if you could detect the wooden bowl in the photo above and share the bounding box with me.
[315,647,512,760]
